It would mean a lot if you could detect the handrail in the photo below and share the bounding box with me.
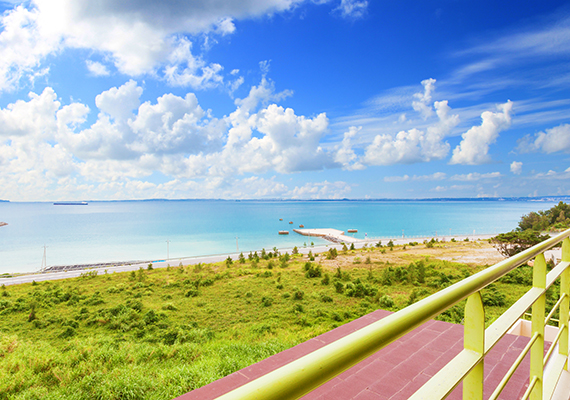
[214,228,570,400]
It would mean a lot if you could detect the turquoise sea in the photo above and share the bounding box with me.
[0,199,564,273]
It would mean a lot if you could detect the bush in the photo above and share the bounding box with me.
[326,248,338,260]
[321,294,333,303]
[321,273,330,285]
[293,289,304,300]
[304,263,322,278]
[378,295,395,309]
[292,246,299,255]
[261,297,273,307]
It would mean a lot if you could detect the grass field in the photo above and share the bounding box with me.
[0,239,554,400]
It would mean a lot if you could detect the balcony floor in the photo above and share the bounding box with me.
[174,309,568,400]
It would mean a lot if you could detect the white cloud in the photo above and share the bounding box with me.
[0,78,342,200]
[412,78,436,119]
[86,60,110,76]
[363,85,460,165]
[510,161,522,175]
[517,123,570,154]
[334,0,368,19]
[334,126,365,170]
[289,180,352,199]
[449,100,513,165]
[450,172,501,181]
[0,0,364,92]
[384,172,446,182]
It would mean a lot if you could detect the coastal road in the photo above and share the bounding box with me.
[1,233,498,287]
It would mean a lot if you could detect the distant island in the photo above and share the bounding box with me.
[0,199,9,202]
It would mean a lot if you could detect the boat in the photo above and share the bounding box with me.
[347,229,358,233]
[279,218,283,221]
[289,221,293,224]
[278,231,289,235]
[299,224,304,228]
[54,201,88,205]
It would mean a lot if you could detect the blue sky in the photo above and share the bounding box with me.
[0,0,569,201]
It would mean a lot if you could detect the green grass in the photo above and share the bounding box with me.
[0,244,541,399]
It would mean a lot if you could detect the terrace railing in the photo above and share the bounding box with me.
[215,228,570,400]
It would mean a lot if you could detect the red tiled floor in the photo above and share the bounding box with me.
[173,309,543,400]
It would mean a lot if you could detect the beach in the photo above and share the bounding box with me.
[0,232,507,286]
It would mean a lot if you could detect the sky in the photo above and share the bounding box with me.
[0,0,569,201]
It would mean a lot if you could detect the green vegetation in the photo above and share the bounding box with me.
[518,201,570,231]
[0,240,540,399]
[491,202,569,257]
[491,230,550,257]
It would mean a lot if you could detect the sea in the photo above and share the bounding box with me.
[0,198,567,274]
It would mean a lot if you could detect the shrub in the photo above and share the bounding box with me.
[261,297,273,307]
[334,281,345,294]
[143,310,159,325]
[378,295,395,309]
[293,289,304,300]
[59,326,76,338]
[185,288,199,297]
[482,284,506,307]
[239,253,246,264]
[304,263,322,278]
[326,248,338,260]
[147,263,153,270]
[350,243,355,251]
[321,294,333,303]
[321,273,330,285]
[292,246,299,255]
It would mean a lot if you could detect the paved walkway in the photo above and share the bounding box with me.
[175,309,536,400]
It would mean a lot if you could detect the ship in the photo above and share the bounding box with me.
[54,201,88,205]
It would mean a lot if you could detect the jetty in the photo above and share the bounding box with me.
[293,228,362,244]
[0,222,7,227]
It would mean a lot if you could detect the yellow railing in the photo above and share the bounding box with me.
[215,229,570,400]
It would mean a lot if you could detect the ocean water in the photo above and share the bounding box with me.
[0,199,561,273]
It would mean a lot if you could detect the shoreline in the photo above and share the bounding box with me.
[0,232,499,286]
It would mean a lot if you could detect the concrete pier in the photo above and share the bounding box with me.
[293,228,363,244]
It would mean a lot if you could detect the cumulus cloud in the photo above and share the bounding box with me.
[412,78,436,119]
[0,0,365,92]
[450,172,501,181]
[517,123,570,154]
[363,88,459,165]
[0,77,341,200]
[86,60,110,76]
[334,126,365,170]
[449,100,513,165]
[510,161,522,175]
[289,180,352,199]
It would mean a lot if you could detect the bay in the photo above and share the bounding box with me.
[0,199,562,273]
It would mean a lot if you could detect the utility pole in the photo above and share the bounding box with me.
[166,239,170,260]
[41,245,47,271]
[236,236,239,252]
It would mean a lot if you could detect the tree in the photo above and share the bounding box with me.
[518,201,570,231]
[491,231,550,257]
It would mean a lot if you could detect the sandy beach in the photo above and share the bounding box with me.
[0,231,507,286]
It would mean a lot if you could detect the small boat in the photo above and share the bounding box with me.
[279,218,283,221]
[347,229,358,233]
[289,221,293,224]
[279,231,289,235]
[299,224,304,228]
[54,201,88,206]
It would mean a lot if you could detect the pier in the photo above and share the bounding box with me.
[293,228,362,244]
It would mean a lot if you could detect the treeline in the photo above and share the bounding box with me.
[517,201,570,231]
[491,201,569,257]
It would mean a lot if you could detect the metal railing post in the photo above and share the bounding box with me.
[464,292,485,400]
[530,253,546,400]
[561,238,570,369]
